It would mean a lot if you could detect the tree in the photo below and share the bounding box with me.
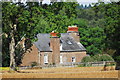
[93,1,120,65]
[2,2,44,70]
[3,1,119,69]
[79,26,106,55]
[77,1,120,63]
[2,2,80,69]
[2,2,20,70]
[88,4,92,8]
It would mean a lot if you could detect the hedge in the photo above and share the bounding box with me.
[82,54,114,63]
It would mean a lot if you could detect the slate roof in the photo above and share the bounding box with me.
[34,33,52,52]
[60,33,86,52]
[34,33,86,52]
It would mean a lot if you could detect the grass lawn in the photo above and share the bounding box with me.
[1,66,119,78]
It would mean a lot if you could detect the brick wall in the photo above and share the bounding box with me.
[60,51,86,63]
[20,36,86,66]
[39,52,52,66]
[38,51,86,66]
[20,44,39,66]
[50,38,60,65]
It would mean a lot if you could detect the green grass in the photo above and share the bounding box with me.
[0,67,19,71]
[0,67,10,71]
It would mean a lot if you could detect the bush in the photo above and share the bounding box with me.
[31,62,38,67]
[106,62,116,66]
[78,64,85,67]
[78,63,92,67]
[99,54,114,61]
[110,62,116,66]
[92,54,114,62]
[81,56,94,63]
[80,54,115,67]
[92,54,101,62]
[81,54,114,63]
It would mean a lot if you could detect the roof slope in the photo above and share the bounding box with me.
[34,33,86,52]
[60,33,86,51]
[34,33,52,52]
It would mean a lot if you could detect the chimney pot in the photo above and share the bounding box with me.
[50,31,58,37]
[67,25,78,32]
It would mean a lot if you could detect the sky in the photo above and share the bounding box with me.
[42,0,111,5]
[1,0,118,5]
[42,0,98,4]
[5,0,100,5]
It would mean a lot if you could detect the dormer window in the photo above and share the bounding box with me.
[67,41,72,45]
[48,42,50,46]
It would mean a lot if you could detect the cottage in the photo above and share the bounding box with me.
[21,25,86,67]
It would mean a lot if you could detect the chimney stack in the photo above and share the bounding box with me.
[50,31,60,65]
[67,25,80,42]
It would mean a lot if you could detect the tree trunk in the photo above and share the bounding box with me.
[9,31,16,71]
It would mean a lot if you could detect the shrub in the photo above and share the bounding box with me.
[80,54,115,67]
[110,62,116,66]
[31,62,38,67]
[78,64,85,67]
[78,63,92,67]
[81,56,94,63]
[99,54,114,61]
[92,54,114,62]
[92,54,101,62]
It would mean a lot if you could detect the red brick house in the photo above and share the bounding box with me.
[20,25,86,67]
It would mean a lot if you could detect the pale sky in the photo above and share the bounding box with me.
[42,0,99,4]
[42,0,112,5]
[1,0,114,5]
[9,0,100,5]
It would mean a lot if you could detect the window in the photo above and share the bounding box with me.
[60,44,62,50]
[67,41,72,45]
[60,55,63,63]
[72,57,76,62]
[44,54,48,64]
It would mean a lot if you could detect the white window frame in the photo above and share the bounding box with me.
[72,57,76,63]
[44,54,48,64]
[60,44,62,51]
[60,55,63,63]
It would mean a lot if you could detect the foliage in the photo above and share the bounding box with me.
[99,54,114,61]
[2,34,10,67]
[105,62,116,66]
[2,2,79,67]
[92,54,101,62]
[0,67,9,71]
[14,45,25,66]
[79,26,106,55]
[80,54,115,67]
[81,56,93,63]
[1,67,19,71]
[92,54,114,62]
[78,1,120,62]
[78,64,85,67]
[31,62,38,67]
[92,2,120,62]
[2,1,120,67]
[81,54,114,63]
